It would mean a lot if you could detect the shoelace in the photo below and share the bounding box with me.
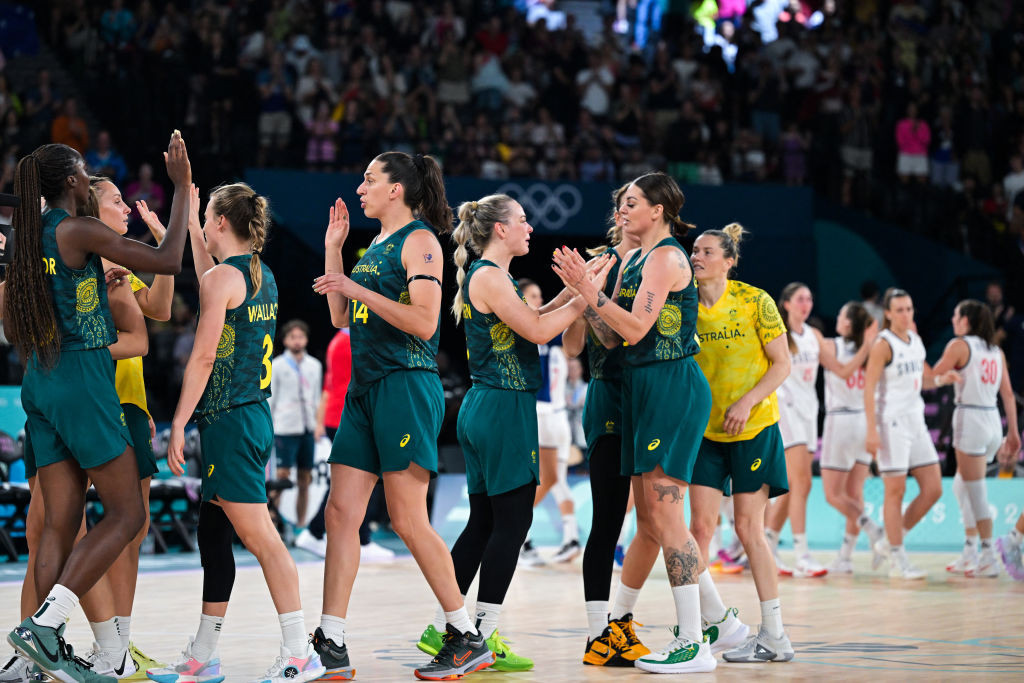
[488,633,511,655]
[431,632,460,664]
[57,637,94,671]
[612,617,644,647]
[261,655,289,678]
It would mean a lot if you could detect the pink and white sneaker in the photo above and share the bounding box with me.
[147,638,224,683]
[252,643,326,683]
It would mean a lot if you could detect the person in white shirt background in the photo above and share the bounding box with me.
[269,319,323,527]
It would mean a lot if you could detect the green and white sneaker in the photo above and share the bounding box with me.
[702,607,750,654]
[8,618,116,682]
[634,632,716,674]
[485,631,533,672]
[722,624,794,663]
[0,652,34,682]
[416,625,445,656]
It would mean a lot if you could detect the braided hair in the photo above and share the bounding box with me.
[450,194,515,323]
[208,183,270,294]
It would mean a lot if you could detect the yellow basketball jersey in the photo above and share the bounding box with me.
[695,280,785,442]
[114,272,150,415]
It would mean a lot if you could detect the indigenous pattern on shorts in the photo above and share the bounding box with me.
[348,220,439,394]
[196,255,278,422]
[461,259,541,392]
[617,236,699,366]
[41,208,115,350]
[587,249,623,382]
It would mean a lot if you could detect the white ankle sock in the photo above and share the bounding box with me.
[445,607,477,636]
[32,585,78,629]
[319,615,346,644]
[1010,528,1024,546]
[192,614,223,662]
[760,598,783,639]
[279,611,306,657]
[115,616,131,649]
[670,585,701,642]
[839,534,857,559]
[473,601,501,639]
[434,595,464,632]
[697,570,727,623]
[90,618,122,653]
[765,529,780,549]
[562,514,579,544]
[793,533,808,557]
[980,538,992,551]
[964,536,978,553]
[585,601,609,640]
[609,583,642,621]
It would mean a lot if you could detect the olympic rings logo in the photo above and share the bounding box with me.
[496,182,583,232]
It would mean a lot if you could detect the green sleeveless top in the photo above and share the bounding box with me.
[348,220,439,395]
[587,249,624,382]
[461,260,541,392]
[41,208,116,351]
[616,237,700,367]
[196,255,279,419]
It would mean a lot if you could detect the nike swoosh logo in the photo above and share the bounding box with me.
[36,635,60,664]
[453,651,471,666]
[114,651,129,676]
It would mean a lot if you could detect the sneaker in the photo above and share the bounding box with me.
[860,518,885,546]
[793,553,828,578]
[552,539,581,563]
[294,530,327,559]
[966,550,1000,578]
[85,645,136,678]
[773,550,793,577]
[608,614,650,660]
[613,544,626,568]
[145,638,224,683]
[8,618,116,683]
[124,644,163,681]
[722,624,794,663]
[828,556,854,574]
[945,550,977,574]
[0,652,32,682]
[889,553,926,580]
[635,633,716,674]
[996,535,1024,581]
[485,631,532,672]
[359,541,395,562]
[310,627,355,681]
[719,536,745,564]
[582,624,635,667]
[416,625,445,657]
[871,538,890,571]
[251,643,325,683]
[702,607,750,655]
[518,541,544,567]
[413,625,492,681]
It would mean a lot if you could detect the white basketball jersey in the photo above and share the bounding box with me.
[954,335,1002,408]
[778,325,820,413]
[824,338,865,413]
[537,342,567,413]
[877,329,925,419]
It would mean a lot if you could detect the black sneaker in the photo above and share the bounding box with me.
[310,627,355,680]
[552,539,581,563]
[413,624,493,681]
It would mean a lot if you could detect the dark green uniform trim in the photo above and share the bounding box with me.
[23,348,130,471]
[199,400,274,503]
[690,423,788,498]
[123,403,158,480]
[328,369,443,476]
[458,386,540,495]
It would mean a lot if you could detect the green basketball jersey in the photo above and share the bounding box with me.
[617,237,700,367]
[348,220,439,394]
[196,255,279,420]
[587,249,624,382]
[41,208,116,351]
[461,260,541,392]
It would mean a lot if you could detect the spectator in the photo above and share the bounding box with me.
[124,162,166,238]
[306,101,339,171]
[987,281,1014,348]
[576,51,614,119]
[840,90,874,205]
[470,51,509,112]
[295,58,338,127]
[579,146,615,182]
[475,15,509,57]
[749,60,783,146]
[930,105,959,189]
[504,66,538,109]
[85,130,128,184]
[100,0,135,50]
[1004,155,1024,221]
[896,101,931,183]
[860,280,885,325]
[257,51,295,166]
[781,123,809,186]
[50,97,89,154]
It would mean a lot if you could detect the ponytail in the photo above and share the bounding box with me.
[377,151,454,234]
[450,194,514,323]
[778,281,809,354]
[955,299,997,347]
[588,182,630,257]
[208,183,271,295]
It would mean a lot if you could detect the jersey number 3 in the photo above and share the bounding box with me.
[260,334,273,390]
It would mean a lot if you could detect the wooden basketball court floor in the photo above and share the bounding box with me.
[3,549,1023,681]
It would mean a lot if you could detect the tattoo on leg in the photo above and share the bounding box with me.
[665,540,700,587]
[652,482,683,503]
[643,291,655,314]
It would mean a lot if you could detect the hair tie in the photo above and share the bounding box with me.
[413,153,426,171]
[470,200,479,215]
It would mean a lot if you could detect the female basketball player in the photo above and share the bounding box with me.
[552,172,716,673]
[864,288,959,579]
[931,300,1019,577]
[820,302,886,574]
[415,193,603,673]
[688,223,795,663]
[5,135,192,682]
[158,183,324,683]
[562,184,658,667]
[764,283,827,578]
[311,152,490,681]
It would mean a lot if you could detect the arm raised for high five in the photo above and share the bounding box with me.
[315,198,351,329]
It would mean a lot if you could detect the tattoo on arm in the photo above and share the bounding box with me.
[596,291,609,308]
[664,539,700,587]
[644,291,655,314]
[584,306,621,345]
[423,253,434,263]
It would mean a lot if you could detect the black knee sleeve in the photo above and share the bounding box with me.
[198,502,236,603]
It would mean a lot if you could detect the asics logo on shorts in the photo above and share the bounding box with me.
[605,420,615,432]
[400,434,411,447]
[531,449,537,464]
[647,439,661,451]
[750,458,762,472]
[120,412,127,426]
[207,464,215,477]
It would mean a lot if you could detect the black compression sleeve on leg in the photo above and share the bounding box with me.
[198,502,236,603]
[450,492,494,596]
[582,435,630,601]
[476,483,535,605]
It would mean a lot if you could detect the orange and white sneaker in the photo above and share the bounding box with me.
[793,553,828,578]
[582,625,634,667]
[252,644,325,683]
[608,614,650,662]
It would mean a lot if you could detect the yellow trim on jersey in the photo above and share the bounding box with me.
[114,270,150,415]
[695,280,785,442]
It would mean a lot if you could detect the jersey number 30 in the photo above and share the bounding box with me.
[261,334,273,390]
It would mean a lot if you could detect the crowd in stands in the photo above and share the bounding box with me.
[1,1,1024,302]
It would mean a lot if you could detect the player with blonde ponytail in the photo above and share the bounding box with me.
[688,222,796,663]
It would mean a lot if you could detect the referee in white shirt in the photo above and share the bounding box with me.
[269,319,323,526]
